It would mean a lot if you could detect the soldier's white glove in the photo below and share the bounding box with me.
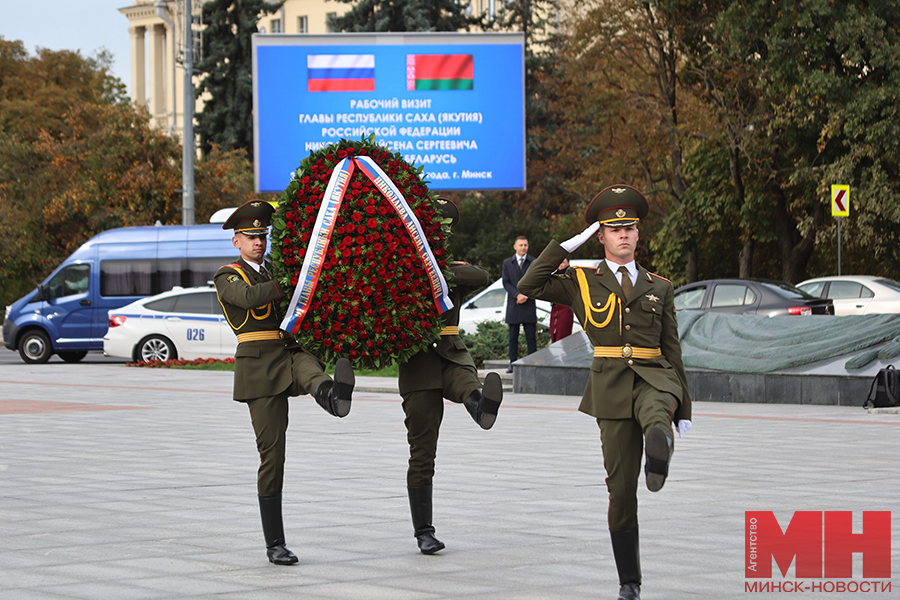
[560,222,600,253]
[676,420,692,439]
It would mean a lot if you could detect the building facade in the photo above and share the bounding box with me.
[119,0,351,141]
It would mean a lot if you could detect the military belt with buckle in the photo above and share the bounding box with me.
[593,345,662,359]
[237,330,284,343]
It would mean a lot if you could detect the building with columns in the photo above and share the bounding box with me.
[119,0,353,142]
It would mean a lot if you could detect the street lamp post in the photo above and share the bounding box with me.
[182,0,195,226]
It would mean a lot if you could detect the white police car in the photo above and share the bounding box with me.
[457,260,599,335]
[103,286,236,362]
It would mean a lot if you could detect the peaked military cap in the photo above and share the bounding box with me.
[435,197,460,228]
[223,200,275,235]
[584,184,649,227]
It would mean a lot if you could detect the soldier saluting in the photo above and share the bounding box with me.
[214,200,355,566]
[517,185,692,600]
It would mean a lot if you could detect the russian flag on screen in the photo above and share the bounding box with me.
[307,54,375,92]
[406,54,473,91]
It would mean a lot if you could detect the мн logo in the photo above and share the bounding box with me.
[746,511,891,579]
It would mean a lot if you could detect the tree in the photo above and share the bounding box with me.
[684,0,900,282]
[1,37,127,140]
[194,144,259,223]
[539,1,715,281]
[0,38,261,307]
[195,0,281,161]
[329,0,476,32]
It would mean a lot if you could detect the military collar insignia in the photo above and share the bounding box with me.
[646,294,660,302]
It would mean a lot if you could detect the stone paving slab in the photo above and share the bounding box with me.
[0,363,898,599]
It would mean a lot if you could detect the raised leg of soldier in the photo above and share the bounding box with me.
[402,389,446,555]
[287,349,354,417]
[248,394,298,565]
[443,361,503,430]
[599,417,643,600]
[633,378,676,493]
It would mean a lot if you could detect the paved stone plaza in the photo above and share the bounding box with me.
[1,361,898,599]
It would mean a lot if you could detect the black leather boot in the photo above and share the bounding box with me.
[644,426,673,492]
[314,358,354,417]
[259,493,298,565]
[610,527,641,599]
[407,486,445,554]
[463,372,503,430]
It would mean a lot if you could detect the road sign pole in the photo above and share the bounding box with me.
[837,216,842,276]
[831,184,849,276]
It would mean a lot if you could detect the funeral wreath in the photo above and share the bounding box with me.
[270,135,452,371]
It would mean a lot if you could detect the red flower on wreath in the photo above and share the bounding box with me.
[269,136,450,370]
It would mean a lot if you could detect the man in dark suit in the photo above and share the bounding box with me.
[502,236,537,372]
[214,200,355,566]
[518,185,692,600]
[398,198,503,555]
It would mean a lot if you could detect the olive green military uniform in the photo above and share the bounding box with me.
[518,240,691,530]
[215,257,331,496]
[398,261,492,487]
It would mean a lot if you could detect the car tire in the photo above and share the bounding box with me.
[19,329,53,364]
[136,335,176,363]
[58,351,88,363]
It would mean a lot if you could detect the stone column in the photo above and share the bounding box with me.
[128,26,146,107]
[148,24,165,120]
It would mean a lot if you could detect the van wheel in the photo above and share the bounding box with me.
[58,351,88,363]
[19,330,53,364]
[137,335,176,363]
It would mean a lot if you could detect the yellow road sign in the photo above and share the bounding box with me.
[831,184,850,217]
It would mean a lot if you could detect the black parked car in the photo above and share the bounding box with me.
[674,279,835,316]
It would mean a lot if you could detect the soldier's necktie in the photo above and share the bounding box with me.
[259,266,270,281]
[618,266,633,302]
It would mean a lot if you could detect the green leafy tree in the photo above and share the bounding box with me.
[195,0,281,161]
[194,144,259,223]
[329,0,476,32]
[678,0,900,282]
[0,38,262,307]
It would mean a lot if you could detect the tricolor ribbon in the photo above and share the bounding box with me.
[281,158,355,333]
[354,156,453,314]
[280,156,453,334]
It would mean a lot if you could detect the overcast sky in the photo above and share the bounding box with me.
[0,0,134,96]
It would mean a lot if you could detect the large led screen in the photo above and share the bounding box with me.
[253,33,525,193]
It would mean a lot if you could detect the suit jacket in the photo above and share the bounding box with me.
[518,241,692,422]
[502,253,537,324]
[214,257,320,401]
[399,261,491,395]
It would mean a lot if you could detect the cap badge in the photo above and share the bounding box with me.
[612,187,626,194]
[436,198,447,204]
[253,219,261,227]
[251,201,262,207]
[616,209,626,218]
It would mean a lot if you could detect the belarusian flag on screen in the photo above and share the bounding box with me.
[406,54,473,91]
